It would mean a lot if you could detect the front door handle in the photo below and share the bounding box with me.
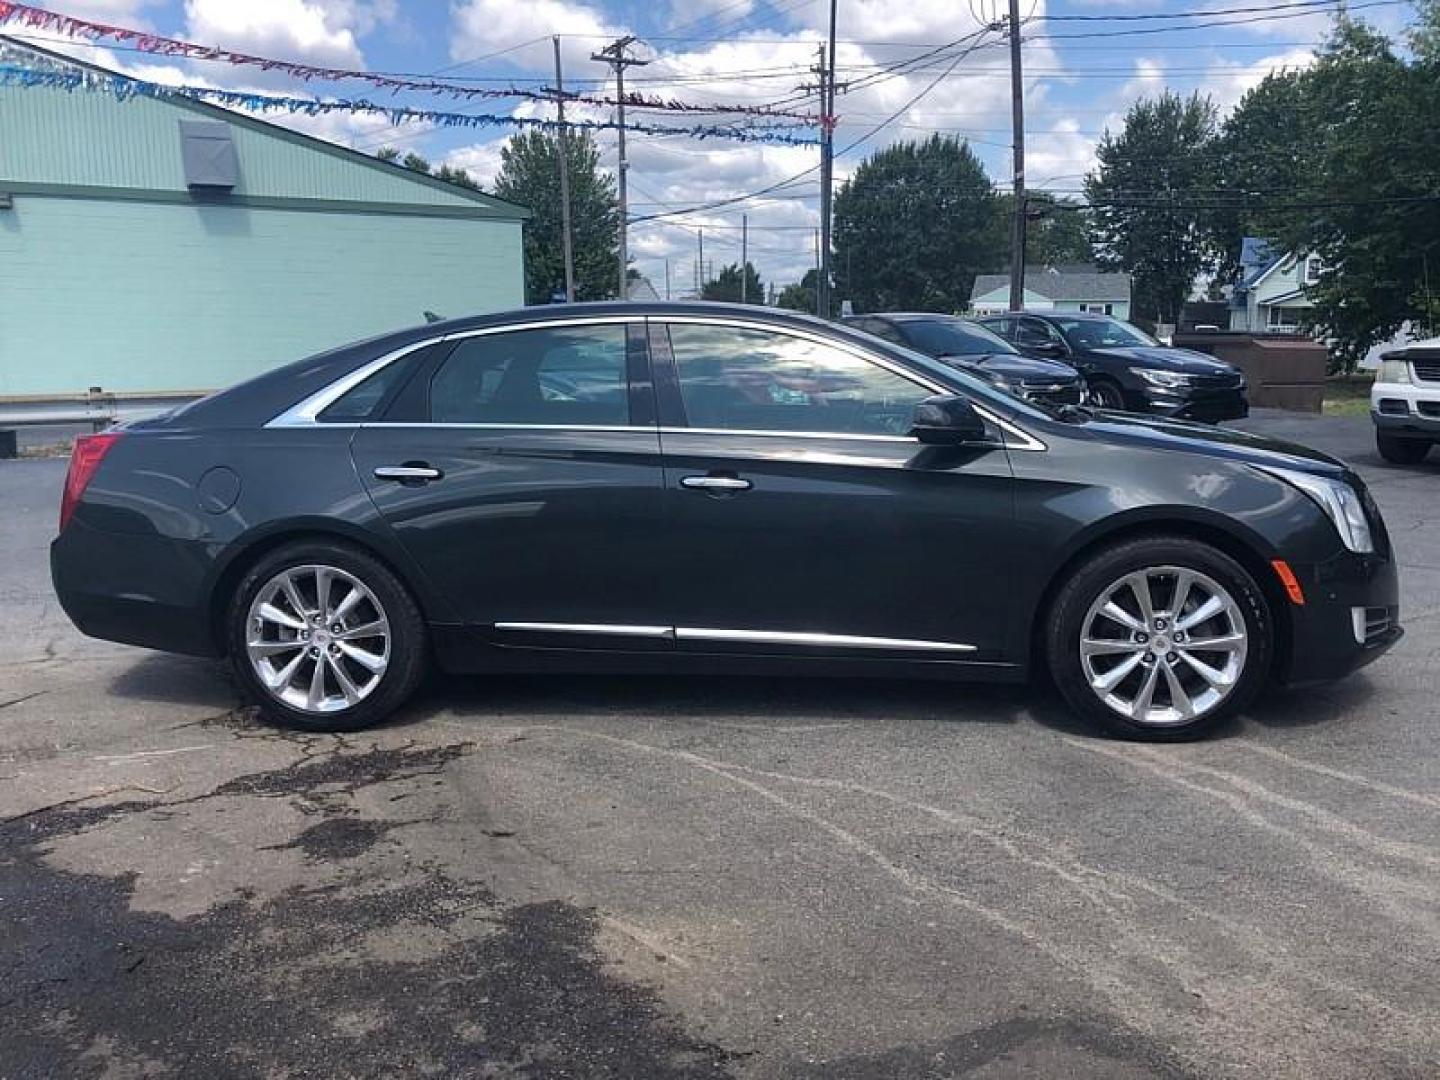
[680,475,752,493]
[374,464,443,483]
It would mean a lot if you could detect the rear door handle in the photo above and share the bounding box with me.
[374,464,443,483]
[680,475,752,493]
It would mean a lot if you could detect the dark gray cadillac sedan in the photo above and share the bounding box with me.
[52,302,1400,740]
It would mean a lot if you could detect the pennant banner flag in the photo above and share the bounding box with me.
[0,1,820,123]
[0,64,822,145]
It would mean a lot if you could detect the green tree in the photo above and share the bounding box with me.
[1239,15,1440,368]
[701,262,764,304]
[492,130,621,303]
[994,192,1094,268]
[1085,92,1221,324]
[776,269,819,313]
[375,147,481,191]
[833,135,1003,312]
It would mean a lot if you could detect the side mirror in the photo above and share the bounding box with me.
[1031,340,1068,359]
[910,394,992,445]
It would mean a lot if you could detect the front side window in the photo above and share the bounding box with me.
[429,324,629,425]
[666,323,930,437]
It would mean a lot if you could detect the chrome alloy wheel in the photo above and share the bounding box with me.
[1080,565,1248,727]
[245,564,391,714]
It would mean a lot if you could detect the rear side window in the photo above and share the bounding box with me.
[318,356,415,422]
[429,325,629,426]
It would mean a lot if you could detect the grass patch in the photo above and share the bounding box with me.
[1323,374,1374,416]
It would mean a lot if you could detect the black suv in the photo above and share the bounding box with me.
[843,312,1084,407]
[978,310,1248,422]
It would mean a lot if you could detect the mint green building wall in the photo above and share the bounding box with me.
[0,72,527,396]
[0,195,524,395]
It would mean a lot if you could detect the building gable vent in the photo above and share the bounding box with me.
[178,120,239,189]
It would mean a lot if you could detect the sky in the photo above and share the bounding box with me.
[5,0,1422,292]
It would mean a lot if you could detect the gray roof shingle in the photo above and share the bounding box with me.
[971,266,1132,303]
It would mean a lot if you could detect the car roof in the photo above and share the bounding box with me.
[978,310,1112,322]
[847,312,978,323]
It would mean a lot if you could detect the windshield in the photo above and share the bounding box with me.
[901,318,1017,358]
[1055,316,1156,349]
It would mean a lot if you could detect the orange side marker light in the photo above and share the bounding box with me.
[1271,559,1306,606]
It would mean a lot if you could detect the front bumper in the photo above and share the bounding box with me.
[1279,548,1402,686]
[1371,380,1440,437]
[1140,387,1249,423]
[1023,381,1085,407]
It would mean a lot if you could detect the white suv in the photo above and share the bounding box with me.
[1371,337,1440,464]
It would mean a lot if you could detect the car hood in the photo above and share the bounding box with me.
[1086,345,1239,374]
[1080,410,1347,474]
[939,352,1079,381]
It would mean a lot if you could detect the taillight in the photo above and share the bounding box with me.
[59,432,122,532]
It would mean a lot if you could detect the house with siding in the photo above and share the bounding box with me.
[0,38,528,398]
[968,265,1132,319]
[1228,237,1323,333]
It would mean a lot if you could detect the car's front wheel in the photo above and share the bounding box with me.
[227,540,427,731]
[1088,379,1127,411]
[1045,536,1271,740]
[1376,431,1432,465]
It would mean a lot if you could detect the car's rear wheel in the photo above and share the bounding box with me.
[1376,431,1431,465]
[1045,536,1271,740]
[227,540,426,731]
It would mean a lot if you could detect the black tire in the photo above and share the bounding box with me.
[1044,535,1272,741]
[1089,379,1127,411]
[1376,431,1432,465]
[227,539,427,732]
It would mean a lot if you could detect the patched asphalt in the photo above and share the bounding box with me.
[2,412,1439,1079]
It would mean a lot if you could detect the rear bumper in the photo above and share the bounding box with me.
[50,520,221,657]
[1279,549,1402,685]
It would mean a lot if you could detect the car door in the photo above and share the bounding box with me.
[349,317,670,650]
[650,316,1019,662]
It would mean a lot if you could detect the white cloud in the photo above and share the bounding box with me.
[184,0,366,67]
[1206,47,1316,113]
[448,0,622,73]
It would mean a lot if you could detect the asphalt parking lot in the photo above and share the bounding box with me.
[3,411,1438,1079]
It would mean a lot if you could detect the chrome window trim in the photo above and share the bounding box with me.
[265,312,1045,451]
[674,627,977,652]
[265,315,646,430]
[655,314,1046,452]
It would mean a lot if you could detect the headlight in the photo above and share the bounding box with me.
[1377,358,1411,385]
[1255,465,1374,553]
[1131,367,1195,389]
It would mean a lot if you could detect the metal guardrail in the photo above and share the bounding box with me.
[0,389,117,431]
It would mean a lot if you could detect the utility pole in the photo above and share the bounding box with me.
[815,32,837,319]
[741,214,749,303]
[813,226,821,313]
[1006,0,1027,312]
[664,257,671,301]
[697,228,705,296]
[552,37,576,303]
[593,36,649,300]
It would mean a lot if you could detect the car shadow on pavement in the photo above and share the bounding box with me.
[107,653,242,710]
[103,652,1386,742]
[426,672,1030,727]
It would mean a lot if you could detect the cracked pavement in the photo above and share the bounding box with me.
[2,412,1439,1078]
